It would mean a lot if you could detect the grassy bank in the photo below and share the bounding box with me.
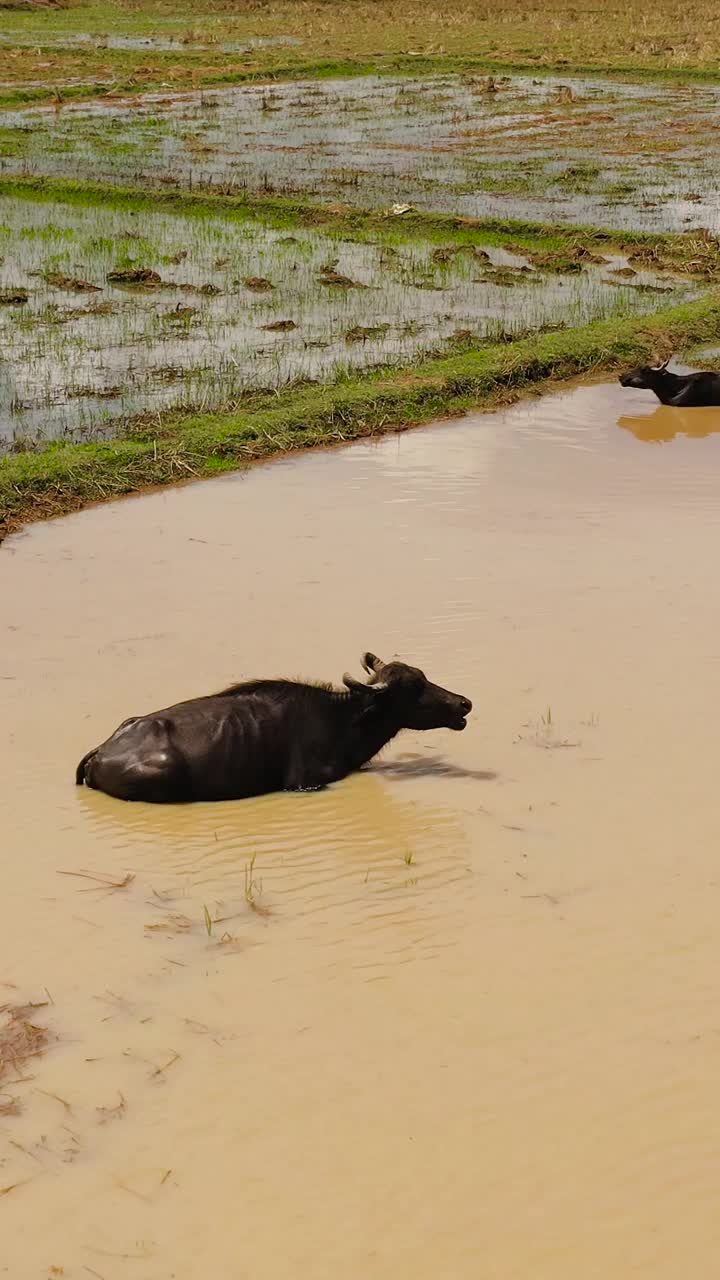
[2,0,720,105]
[0,175,714,270]
[3,55,720,110]
[3,291,720,539]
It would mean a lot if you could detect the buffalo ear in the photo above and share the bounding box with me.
[343,673,367,691]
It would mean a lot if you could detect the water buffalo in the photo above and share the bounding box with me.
[619,356,720,406]
[75,652,473,804]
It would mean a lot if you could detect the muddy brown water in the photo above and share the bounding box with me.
[3,379,720,1276]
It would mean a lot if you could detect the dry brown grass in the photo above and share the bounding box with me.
[0,1003,49,1107]
[0,0,71,10]
[95,0,720,74]
[2,0,720,103]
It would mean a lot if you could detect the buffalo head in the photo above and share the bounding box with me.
[343,652,472,731]
[619,355,671,388]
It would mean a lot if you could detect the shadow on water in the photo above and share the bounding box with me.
[370,753,498,782]
[618,404,720,444]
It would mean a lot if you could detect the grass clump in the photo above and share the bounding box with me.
[0,1002,49,1114]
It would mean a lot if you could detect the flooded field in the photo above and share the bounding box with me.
[3,73,720,231]
[2,380,720,1275]
[0,32,299,53]
[0,193,688,447]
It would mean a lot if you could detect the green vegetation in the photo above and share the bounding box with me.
[3,291,720,539]
[0,174,713,265]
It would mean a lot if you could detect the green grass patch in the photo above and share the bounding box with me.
[0,173,710,268]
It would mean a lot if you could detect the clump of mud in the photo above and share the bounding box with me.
[107,267,162,287]
[474,266,538,287]
[0,288,28,305]
[180,281,221,296]
[41,271,102,293]
[318,267,363,287]
[566,245,608,265]
[432,245,490,265]
[345,323,390,343]
[243,275,274,292]
[526,251,584,274]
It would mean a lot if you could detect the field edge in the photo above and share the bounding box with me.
[4,54,720,110]
[3,290,720,541]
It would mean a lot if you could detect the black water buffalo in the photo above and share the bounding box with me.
[75,652,473,804]
[619,356,720,406]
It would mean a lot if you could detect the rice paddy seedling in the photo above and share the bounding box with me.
[0,192,695,449]
[244,853,266,912]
